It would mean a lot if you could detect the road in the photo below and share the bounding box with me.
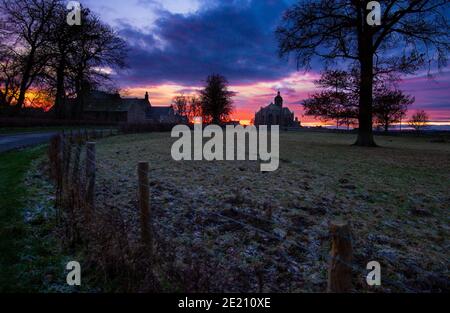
[0,132,57,153]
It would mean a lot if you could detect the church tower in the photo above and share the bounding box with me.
[274,90,283,107]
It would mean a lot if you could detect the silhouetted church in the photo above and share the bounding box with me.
[254,91,300,127]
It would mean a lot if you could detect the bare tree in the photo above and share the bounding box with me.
[277,0,449,146]
[44,2,81,119]
[0,48,21,108]
[66,9,127,119]
[200,74,235,125]
[409,110,430,132]
[1,0,60,111]
[172,95,189,118]
[188,95,202,122]
[0,0,127,119]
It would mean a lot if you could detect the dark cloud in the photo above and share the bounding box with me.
[109,0,449,119]
[115,0,296,87]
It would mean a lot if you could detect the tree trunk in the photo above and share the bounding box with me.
[212,116,220,125]
[355,31,377,147]
[16,71,31,111]
[74,72,86,120]
[0,89,6,108]
[54,57,66,120]
[15,49,36,112]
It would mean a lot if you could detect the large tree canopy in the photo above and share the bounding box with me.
[1,0,60,111]
[277,0,449,146]
[303,69,414,131]
[0,0,127,118]
[302,70,359,128]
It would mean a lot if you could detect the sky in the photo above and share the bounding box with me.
[80,0,450,126]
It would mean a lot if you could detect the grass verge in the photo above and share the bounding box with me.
[0,146,67,292]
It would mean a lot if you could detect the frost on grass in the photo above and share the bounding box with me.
[33,132,450,292]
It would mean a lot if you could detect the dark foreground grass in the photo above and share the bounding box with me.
[0,146,60,292]
[8,131,448,292]
[89,131,449,292]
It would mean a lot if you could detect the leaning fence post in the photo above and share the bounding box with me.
[138,162,152,254]
[85,142,96,219]
[327,221,353,293]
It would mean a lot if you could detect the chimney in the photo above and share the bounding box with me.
[145,92,149,102]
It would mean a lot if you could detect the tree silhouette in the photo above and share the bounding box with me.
[1,0,60,111]
[172,95,189,118]
[374,88,414,132]
[277,0,449,146]
[409,110,430,132]
[303,69,414,130]
[0,47,21,108]
[188,95,202,122]
[64,9,127,119]
[200,74,235,125]
[304,70,359,128]
[0,0,127,118]
[46,2,81,118]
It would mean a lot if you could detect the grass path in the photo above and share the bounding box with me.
[0,147,46,292]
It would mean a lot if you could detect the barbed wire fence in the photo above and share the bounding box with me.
[48,131,421,293]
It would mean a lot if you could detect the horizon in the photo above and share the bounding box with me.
[78,0,450,126]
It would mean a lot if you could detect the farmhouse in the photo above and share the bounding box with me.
[81,91,178,124]
[254,91,301,128]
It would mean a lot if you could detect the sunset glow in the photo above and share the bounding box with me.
[123,72,322,124]
[123,70,450,126]
[7,0,448,127]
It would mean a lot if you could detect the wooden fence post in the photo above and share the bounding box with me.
[71,143,82,208]
[327,221,353,293]
[138,162,152,255]
[85,142,96,219]
[56,134,64,213]
[63,138,72,204]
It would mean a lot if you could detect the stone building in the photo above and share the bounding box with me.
[254,91,300,127]
[81,91,177,124]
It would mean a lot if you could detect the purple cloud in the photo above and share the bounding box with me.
[115,1,297,87]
